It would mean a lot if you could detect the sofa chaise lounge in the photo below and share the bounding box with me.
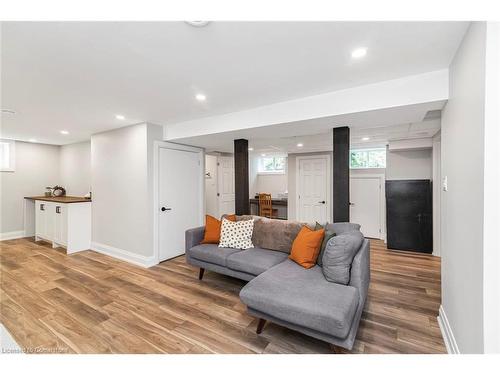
[185,216,370,352]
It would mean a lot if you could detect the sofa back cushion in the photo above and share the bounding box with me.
[322,230,364,285]
[238,216,303,253]
[325,222,361,235]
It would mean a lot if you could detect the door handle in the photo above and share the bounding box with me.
[318,201,326,204]
[56,206,61,214]
[40,204,45,211]
[161,207,172,212]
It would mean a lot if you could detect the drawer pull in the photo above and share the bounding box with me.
[56,206,61,214]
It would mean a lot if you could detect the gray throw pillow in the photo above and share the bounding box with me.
[314,222,336,266]
[322,230,364,284]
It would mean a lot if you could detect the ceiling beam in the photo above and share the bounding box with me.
[164,69,448,141]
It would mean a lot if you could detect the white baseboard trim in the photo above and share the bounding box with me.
[438,305,460,354]
[91,241,158,268]
[0,230,26,241]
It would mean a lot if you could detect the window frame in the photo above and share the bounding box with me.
[257,155,287,175]
[0,139,16,172]
[349,147,386,169]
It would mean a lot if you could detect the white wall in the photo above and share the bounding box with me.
[440,22,486,354]
[256,174,287,198]
[482,21,500,354]
[386,148,432,180]
[249,155,288,198]
[249,155,259,198]
[351,168,386,177]
[91,123,162,263]
[60,141,91,196]
[432,133,442,256]
[0,141,60,236]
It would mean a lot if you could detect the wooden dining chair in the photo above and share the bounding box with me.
[258,193,278,219]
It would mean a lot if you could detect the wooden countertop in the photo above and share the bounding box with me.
[249,198,288,206]
[25,196,91,203]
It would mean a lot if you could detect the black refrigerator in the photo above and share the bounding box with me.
[385,179,433,253]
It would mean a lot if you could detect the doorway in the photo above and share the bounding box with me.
[296,155,331,223]
[156,143,204,262]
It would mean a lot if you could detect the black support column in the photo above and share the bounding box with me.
[234,139,250,215]
[333,127,350,222]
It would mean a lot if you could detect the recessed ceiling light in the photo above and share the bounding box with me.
[261,153,266,157]
[297,143,304,147]
[115,114,125,120]
[60,130,69,135]
[195,94,206,102]
[185,21,210,27]
[351,48,367,59]
[362,137,370,141]
[248,147,254,151]
[28,138,37,143]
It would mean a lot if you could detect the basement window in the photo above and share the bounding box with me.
[0,139,15,172]
[350,148,386,169]
[258,156,286,174]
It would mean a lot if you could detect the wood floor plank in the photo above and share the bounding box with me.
[41,287,109,326]
[0,290,71,353]
[101,302,193,353]
[39,311,112,354]
[0,237,446,353]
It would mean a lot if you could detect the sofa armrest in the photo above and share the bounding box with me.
[185,226,205,251]
[349,239,370,304]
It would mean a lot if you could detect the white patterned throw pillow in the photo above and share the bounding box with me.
[219,218,254,249]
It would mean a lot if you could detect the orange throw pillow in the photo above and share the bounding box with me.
[289,226,325,269]
[224,214,237,222]
[201,214,236,244]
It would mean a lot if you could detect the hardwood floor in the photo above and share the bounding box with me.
[0,237,446,354]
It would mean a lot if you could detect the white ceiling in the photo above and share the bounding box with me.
[1,21,468,144]
[243,119,442,155]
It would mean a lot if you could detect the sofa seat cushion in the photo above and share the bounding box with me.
[187,244,241,267]
[227,248,288,276]
[240,259,359,339]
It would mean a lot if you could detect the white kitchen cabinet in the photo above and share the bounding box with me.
[34,199,91,253]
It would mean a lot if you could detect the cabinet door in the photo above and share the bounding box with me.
[35,200,46,237]
[54,204,68,246]
[45,202,55,241]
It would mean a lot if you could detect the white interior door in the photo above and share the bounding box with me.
[350,177,382,238]
[204,155,218,217]
[217,156,235,216]
[159,147,202,261]
[298,157,329,223]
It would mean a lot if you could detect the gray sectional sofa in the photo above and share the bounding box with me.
[185,216,370,352]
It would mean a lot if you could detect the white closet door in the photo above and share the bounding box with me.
[298,157,328,223]
[217,156,235,216]
[158,147,202,261]
[350,177,382,238]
